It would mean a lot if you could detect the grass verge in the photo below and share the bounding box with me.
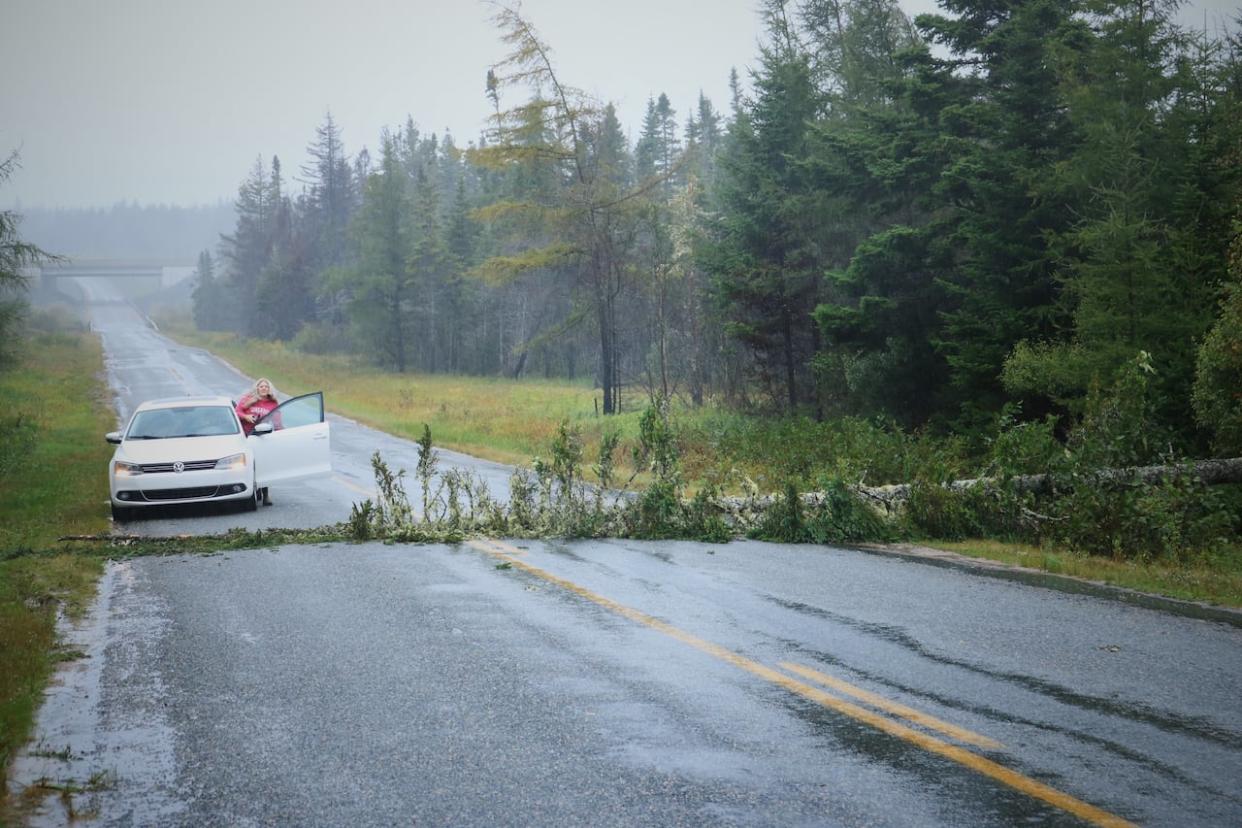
[161,325,655,472]
[0,333,113,784]
[158,324,942,489]
[930,538,1242,608]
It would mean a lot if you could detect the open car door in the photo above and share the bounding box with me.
[251,391,331,487]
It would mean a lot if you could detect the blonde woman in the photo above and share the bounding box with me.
[235,377,279,434]
[234,377,279,505]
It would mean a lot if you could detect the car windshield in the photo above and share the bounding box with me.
[126,405,239,439]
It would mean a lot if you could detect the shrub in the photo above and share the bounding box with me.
[1036,353,1238,560]
[681,486,733,543]
[804,479,894,544]
[681,412,970,489]
[1068,352,1166,468]
[986,406,1063,478]
[626,480,684,539]
[748,483,809,543]
[1193,280,1242,455]
[1050,469,1232,561]
[904,482,985,541]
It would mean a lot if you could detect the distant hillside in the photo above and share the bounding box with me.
[18,201,235,260]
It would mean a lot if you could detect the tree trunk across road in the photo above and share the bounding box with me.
[719,457,1242,513]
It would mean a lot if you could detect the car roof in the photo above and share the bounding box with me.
[133,396,235,412]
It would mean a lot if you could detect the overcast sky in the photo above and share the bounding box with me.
[2,0,1236,209]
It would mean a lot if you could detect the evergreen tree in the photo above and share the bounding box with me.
[1193,232,1242,454]
[220,156,279,335]
[1190,24,1242,452]
[1003,0,1230,437]
[798,0,918,104]
[191,249,231,331]
[301,112,355,270]
[636,93,681,195]
[684,93,724,188]
[792,0,935,421]
[706,35,824,412]
[0,151,50,362]
[444,177,481,373]
[918,0,1088,429]
[198,1,1242,441]
[348,132,416,371]
[410,165,451,372]
[255,169,316,342]
[679,93,728,405]
[472,4,652,413]
[634,97,683,396]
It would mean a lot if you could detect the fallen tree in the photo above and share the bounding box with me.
[716,457,1242,514]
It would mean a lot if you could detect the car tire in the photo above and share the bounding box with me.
[111,503,137,523]
[244,478,260,512]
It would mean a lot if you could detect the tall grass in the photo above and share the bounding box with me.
[0,333,112,782]
[934,539,1242,608]
[166,328,659,475]
[161,325,973,489]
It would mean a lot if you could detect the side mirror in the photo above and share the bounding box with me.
[105,431,122,445]
[253,422,274,435]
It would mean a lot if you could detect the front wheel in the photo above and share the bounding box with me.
[244,479,260,512]
[111,503,137,523]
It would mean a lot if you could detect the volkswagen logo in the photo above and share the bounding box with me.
[172,461,185,473]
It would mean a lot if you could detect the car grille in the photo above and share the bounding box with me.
[139,460,219,473]
[141,486,221,501]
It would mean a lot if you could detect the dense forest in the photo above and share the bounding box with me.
[191,0,1242,457]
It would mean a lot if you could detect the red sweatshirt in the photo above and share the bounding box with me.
[236,397,279,435]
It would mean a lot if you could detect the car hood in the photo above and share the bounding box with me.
[116,435,247,464]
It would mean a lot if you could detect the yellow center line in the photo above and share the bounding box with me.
[467,538,1135,828]
[780,661,1004,751]
[486,538,528,555]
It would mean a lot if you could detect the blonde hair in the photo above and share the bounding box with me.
[238,377,276,408]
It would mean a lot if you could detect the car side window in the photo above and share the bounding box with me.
[257,392,323,431]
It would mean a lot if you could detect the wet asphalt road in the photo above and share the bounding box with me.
[9,287,1242,826]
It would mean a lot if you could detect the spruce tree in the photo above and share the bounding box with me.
[1003,0,1232,439]
[706,38,823,412]
[301,112,355,270]
[191,249,232,331]
[410,165,451,372]
[0,151,50,362]
[917,0,1087,430]
[348,132,416,371]
[220,156,279,335]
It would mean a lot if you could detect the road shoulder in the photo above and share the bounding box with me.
[853,541,1242,627]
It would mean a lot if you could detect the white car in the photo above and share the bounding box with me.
[106,392,331,522]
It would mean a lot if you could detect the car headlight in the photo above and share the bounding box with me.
[215,452,247,471]
[114,461,143,476]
